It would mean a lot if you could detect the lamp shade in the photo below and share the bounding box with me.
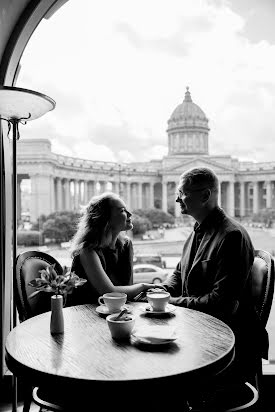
[0,86,55,120]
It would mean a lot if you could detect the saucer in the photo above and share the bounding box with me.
[95,304,131,317]
[140,304,176,316]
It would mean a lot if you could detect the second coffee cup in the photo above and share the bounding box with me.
[98,292,127,313]
[146,291,171,312]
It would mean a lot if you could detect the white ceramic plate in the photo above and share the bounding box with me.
[132,326,177,345]
[140,303,176,315]
[95,304,131,316]
[132,336,176,345]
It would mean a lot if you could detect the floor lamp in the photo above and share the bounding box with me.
[0,86,55,412]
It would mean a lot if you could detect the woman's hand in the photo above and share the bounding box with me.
[133,284,167,302]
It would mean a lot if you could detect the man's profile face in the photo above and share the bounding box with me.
[176,178,207,218]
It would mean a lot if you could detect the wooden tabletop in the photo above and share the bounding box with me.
[6,302,235,391]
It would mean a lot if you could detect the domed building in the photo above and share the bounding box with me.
[17,88,275,222]
[167,87,209,156]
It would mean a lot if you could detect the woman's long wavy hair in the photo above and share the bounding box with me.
[70,192,123,257]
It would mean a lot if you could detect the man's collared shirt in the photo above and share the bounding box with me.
[188,207,220,270]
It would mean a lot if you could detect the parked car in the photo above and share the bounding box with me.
[133,253,167,268]
[133,263,168,284]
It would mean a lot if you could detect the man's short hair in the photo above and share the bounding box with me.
[180,167,219,192]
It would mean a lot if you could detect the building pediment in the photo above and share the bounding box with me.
[163,156,235,174]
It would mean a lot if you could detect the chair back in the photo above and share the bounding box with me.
[250,249,275,327]
[15,251,64,322]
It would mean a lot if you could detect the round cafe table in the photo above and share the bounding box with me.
[5,302,235,408]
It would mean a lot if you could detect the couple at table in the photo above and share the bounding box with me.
[68,166,268,410]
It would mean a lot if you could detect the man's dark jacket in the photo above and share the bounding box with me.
[163,207,268,378]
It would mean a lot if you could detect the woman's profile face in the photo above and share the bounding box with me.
[109,197,133,232]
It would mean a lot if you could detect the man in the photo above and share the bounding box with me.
[162,167,268,407]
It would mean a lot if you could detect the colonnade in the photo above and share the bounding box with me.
[163,179,275,218]
[52,178,158,212]
[18,175,162,221]
[18,173,275,222]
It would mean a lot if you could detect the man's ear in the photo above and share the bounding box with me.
[202,188,211,203]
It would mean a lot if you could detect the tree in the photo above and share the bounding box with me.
[133,208,175,227]
[40,211,80,243]
[131,214,151,235]
[31,214,47,231]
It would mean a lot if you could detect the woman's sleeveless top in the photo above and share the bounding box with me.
[66,238,133,306]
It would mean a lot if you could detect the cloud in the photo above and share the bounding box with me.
[16,0,275,165]
[230,0,275,44]
[115,22,190,57]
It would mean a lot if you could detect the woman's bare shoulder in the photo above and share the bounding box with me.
[80,246,99,260]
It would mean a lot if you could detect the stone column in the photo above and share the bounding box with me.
[240,182,245,217]
[253,181,259,214]
[138,183,142,209]
[76,180,81,208]
[62,179,66,210]
[74,180,79,210]
[113,182,119,195]
[64,179,71,210]
[162,181,167,213]
[120,182,126,199]
[50,176,55,213]
[272,182,275,209]
[149,183,154,208]
[95,180,100,195]
[56,178,63,211]
[126,183,131,209]
[266,181,272,209]
[78,181,83,205]
[144,184,150,209]
[227,181,235,217]
[30,174,54,222]
[82,180,87,204]
[143,183,148,209]
[103,181,109,192]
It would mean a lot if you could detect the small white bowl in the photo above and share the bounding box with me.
[106,313,135,340]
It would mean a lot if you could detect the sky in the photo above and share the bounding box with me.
[17,0,275,164]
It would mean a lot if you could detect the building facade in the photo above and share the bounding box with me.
[18,88,275,222]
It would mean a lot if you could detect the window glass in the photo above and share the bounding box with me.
[15,0,275,367]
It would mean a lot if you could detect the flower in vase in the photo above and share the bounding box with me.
[28,263,87,301]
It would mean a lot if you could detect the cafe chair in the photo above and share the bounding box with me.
[14,250,66,412]
[222,248,274,411]
[15,250,64,321]
[188,249,275,412]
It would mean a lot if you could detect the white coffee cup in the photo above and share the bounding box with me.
[146,291,170,312]
[98,292,127,313]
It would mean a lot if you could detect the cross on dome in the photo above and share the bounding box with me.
[184,86,192,102]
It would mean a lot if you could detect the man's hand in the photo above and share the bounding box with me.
[133,285,167,302]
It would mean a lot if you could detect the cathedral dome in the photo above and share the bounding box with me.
[169,87,207,122]
[167,87,209,156]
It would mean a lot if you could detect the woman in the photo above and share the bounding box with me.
[67,192,157,305]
